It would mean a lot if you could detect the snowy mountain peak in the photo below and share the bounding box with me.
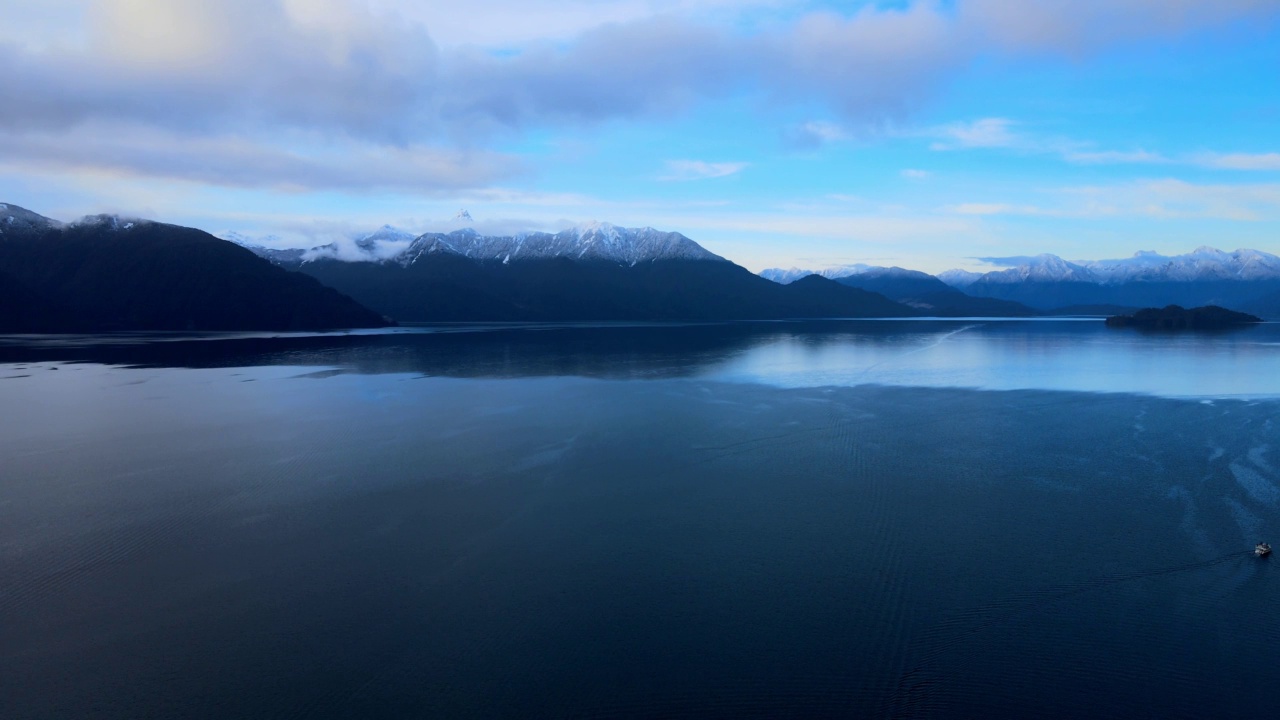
[357,225,415,246]
[573,221,623,242]
[1191,246,1226,256]
[399,224,725,266]
[937,269,983,288]
[454,209,473,222]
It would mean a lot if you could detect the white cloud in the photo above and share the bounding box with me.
[1194,152,1280,171]
[953,179,1280,221]
[784,120,849,149]
[1063,149,1168,165]
[659,160,749,181]
[928,118,1020,150]
[949,203,1051,216]
[900,168,932,179]
[1093,179,1280,220]
[674,213,978,242]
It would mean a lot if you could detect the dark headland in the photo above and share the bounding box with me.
[0,203,392,333]
[1105,304,1262,330]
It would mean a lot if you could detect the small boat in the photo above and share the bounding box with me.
[1256,542,1272,557]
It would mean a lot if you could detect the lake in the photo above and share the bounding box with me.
[2,319,1278,718]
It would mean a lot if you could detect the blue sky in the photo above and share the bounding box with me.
[1,0,1278,272]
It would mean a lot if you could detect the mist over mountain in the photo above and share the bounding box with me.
[0,204,390,333]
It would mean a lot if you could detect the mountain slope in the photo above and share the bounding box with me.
[0,205,391,332]
[298,253,915,322]
[756,264,1038,317]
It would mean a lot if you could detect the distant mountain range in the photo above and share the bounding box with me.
[759,265,1036,316]
[5,198,1280,333]
[764,247,1280,318]
[0,204,389,333]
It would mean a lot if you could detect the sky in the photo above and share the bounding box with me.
[1,0,1279,273]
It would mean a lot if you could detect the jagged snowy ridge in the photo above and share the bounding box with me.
[968,248,1280,285]
[226,222,723,266]
[291,222,726,266]
[774,247,1280,289]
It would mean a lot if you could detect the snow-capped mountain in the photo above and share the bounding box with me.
[759,264,874,284]
[968,254,1097,285]
[367,222,724,266]
[248,222,723,267]
[945,247,1280,288]
[939,247,1280,312]
[1086,247,1280,283]
[937,269,982,288]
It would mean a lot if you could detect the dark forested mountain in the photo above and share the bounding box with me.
[958,278,1280,314]
[832,267,951,297]
[760,265,1036,317]
[1105,305,1262,330]
[0,204,390,332]
[830,267,1037,317]
[237,222,917,322]
[294,253,915,322]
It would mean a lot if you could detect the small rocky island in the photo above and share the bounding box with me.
[1105,304,1262,329]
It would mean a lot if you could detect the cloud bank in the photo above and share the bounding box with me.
[1,0,1276,191]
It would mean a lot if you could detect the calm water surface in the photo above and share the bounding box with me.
[2,320,1278,718]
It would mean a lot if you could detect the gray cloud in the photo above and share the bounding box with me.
[0,126,520,192]
[1,0,1276,191]
[963,0,1280,53]
[0,1,442,143]
[974,255,1058,267]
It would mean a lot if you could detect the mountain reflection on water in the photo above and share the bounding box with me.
[2,318,1276,397]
